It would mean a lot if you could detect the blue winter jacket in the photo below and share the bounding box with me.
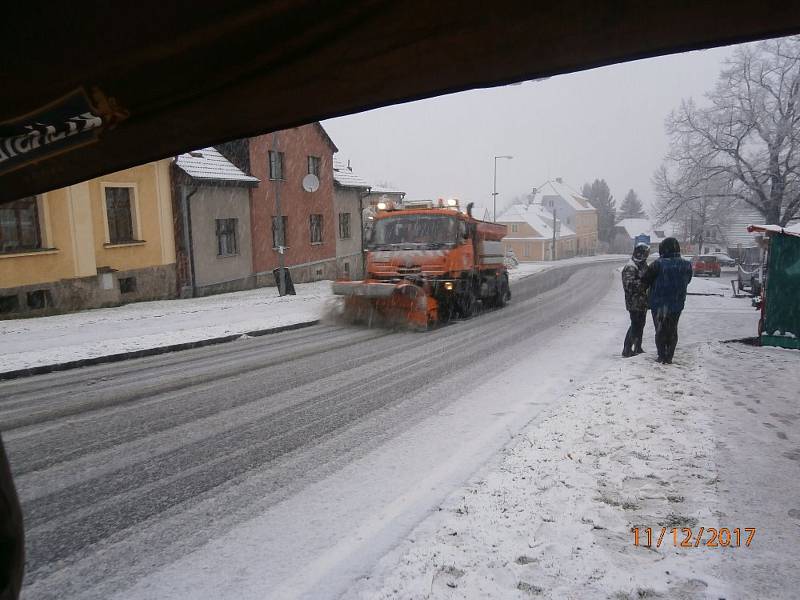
[642,253,693,313]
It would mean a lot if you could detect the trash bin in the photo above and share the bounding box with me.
[272,267,296,295]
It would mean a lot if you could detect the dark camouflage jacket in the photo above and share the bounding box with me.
[622,260,649,311]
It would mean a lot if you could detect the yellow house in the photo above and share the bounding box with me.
[0,160,176,317]
[498,203,577,261]
[534,179,598,256]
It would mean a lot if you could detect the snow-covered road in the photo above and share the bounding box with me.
[2,260,622,599]
[4,261,786,600]
[0,254,626,376]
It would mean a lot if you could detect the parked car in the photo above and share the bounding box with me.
[712,252,736,267]
[692,254,722,277]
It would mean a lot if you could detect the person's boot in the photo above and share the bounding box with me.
[634,346,645,355]
[622,348,633,358]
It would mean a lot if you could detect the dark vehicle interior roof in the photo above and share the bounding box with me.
[3,1,800,204]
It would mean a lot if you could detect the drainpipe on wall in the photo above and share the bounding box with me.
[180,184,199,297]
[271,132,288,296]
[359,186,372,278]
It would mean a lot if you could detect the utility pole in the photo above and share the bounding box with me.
[552,208,557,261]
[272,132,287,296]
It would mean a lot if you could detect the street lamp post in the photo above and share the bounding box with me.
[492,155,513,221]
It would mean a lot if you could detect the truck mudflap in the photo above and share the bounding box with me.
[332,280,438,330]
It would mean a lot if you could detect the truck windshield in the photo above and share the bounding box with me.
[369,215,458,248]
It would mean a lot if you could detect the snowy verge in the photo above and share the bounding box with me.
[348,290,798,598]
[0,281,331,375]
[507,255,629,282]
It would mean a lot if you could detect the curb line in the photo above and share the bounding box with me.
[0,320,319,382]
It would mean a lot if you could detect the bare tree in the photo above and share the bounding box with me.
[657,36,800,226]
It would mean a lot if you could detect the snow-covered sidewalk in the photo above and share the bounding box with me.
[350,275,799,599]
[0,281,331,375]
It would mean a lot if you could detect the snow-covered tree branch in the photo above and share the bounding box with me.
[655,36,800,226]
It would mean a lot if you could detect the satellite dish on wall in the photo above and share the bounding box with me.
[302,173,320,192]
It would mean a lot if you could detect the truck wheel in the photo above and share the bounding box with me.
[494,274,509,308]
[438,297,454,323]
[456,286,476,318]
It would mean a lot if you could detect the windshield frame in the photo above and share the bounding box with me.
[367,213,460,250]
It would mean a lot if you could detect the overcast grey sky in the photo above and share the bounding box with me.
[323,43,740,218]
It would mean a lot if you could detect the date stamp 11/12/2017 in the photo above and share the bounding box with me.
[632,527,756,548]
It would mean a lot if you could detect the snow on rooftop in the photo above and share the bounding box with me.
[175,147,259,184]
[747,223,800,238]
[614,218,677,243]
[535,179,594,212]
[368,184,406,195]
[497,203,575,239]
[333,156,371,189]
[615,218,653,238]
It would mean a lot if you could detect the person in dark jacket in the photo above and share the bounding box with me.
[641,237,693,363]
[621,242,650,357]
[0,434,24,600]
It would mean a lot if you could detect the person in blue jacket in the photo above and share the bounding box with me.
[641,237,692,364]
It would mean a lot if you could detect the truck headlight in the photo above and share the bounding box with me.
[444,281,454,291]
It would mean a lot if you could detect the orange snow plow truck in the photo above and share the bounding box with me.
[332,199,510,329]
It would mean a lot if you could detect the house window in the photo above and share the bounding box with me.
[0,295,20,314]
[104,186,136,244]
[308,156,321,177]
[523,243,531,257]
[338,212,351,239]
[511,223,518,233]
[26,289,52,309]
[272,215,288,248]
[216,218,238,256]
[119,277,137,294]
[269,151,285,180]
[0,196,41,253]
[310,214,323,244]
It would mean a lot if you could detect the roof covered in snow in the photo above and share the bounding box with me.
[333,156,371,189]
[175,147,259,185]
[616,218,655,238]
[747,224,800,238]
[368,184,406,195]
[614,218,677,243]
[535,179,595,212]
[497,203,575,239]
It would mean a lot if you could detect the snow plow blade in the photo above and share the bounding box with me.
[332,280,438,330]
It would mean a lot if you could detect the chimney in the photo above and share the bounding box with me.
[555,177,563,184]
